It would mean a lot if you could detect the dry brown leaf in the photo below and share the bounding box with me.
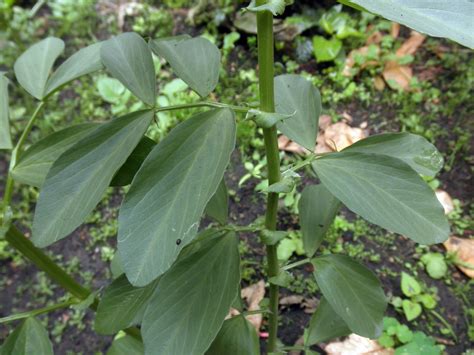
[315,133,333,154]
[325,334,394,355]
[343,45,380,77]
[278,135,307,155]
[302,297,318,314]
[241,280,265,330]
[435,190,454,215]
[383,62,413,91]
[323,122,367,151]
[396,31,426,57]
[444,237,474,278]
[390,23,400,38]
[319,114,332,131]
[374,76,386,91]
[280,295,304,307]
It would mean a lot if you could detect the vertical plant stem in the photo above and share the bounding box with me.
[256,3,281,352]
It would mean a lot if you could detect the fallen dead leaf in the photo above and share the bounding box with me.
[444,237,474,278]
[366,31,383,45]
[278,135,307,155]
[323,122,367,151]
[225,308,241,320]
[325,334,394,355]
[241,280,265,330]
[319,114,332,131]
[396,31,426,57]
[302,297,318,314]
[383,61,413,91]
[343,45,380,77]
[435,190,454,215]
[280,295,304,308]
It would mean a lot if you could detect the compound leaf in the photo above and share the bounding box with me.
[149,36,220,97]
[313,152,449,245]
[142,232,240,355]
[14,37,64,100]
[312,254,387,338]
[275,74,321,151]
[101,32,156,106]
[32,110,154,247]
[118,108,235,286]
[206,316,260,355]
[0,317,53,355]
[299,184,340,257]
[344,132,443,177]
[11,123,99,187]
[45,42,103,96]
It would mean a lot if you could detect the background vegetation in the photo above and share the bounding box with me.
[0,0,472,353]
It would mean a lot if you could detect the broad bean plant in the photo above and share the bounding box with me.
[1,0,472,354]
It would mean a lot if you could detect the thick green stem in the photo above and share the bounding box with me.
[256,4,281,352]
[4,225,142,340]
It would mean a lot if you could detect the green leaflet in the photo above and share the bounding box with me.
[0,317,53,355]
[344,132,443,177]
[274,74,321,151]
[11,123,100,187]
[205,179,229,225]
[312,254,387,338]
[45,42,103,97]
[142,232,240,355]
[14,37,64,100]
[95,274,159,334]
[348,0,474,48]
[107,335,143,355]
[246,0,291,16]
[299,184,340,257]
[313,152,449,245]
[0,72,12,150]
[206,316,260,355]
[305,297,351,345]
[149,36,220,97]
[110,136,156,186]
[118,108,235,286]
[101,32,156,106]
[32,110,154,247]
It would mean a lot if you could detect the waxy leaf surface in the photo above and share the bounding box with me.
[118,108,235,286]
[348,0,474,48]
[344,132,443,177]
[142,232,240,355]
[101,33,156,106]
[313,152,449,244]
[150,36,220,97]
[299,184,340,256]
[275,74,321,151]
[0,317,53,355]
[12,123,99,187]
[312,254,387,338]
[95,274,159,334]
[305,297,351,345]
[206,316,260,355]
[205,179,229,225]
[45,42,103,96]
[32,110,154,247]
[0,73,12,150]
[14,37,64,100]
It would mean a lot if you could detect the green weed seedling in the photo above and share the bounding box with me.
[1,0,472,353]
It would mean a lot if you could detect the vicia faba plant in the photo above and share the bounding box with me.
[1,0,472,354]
